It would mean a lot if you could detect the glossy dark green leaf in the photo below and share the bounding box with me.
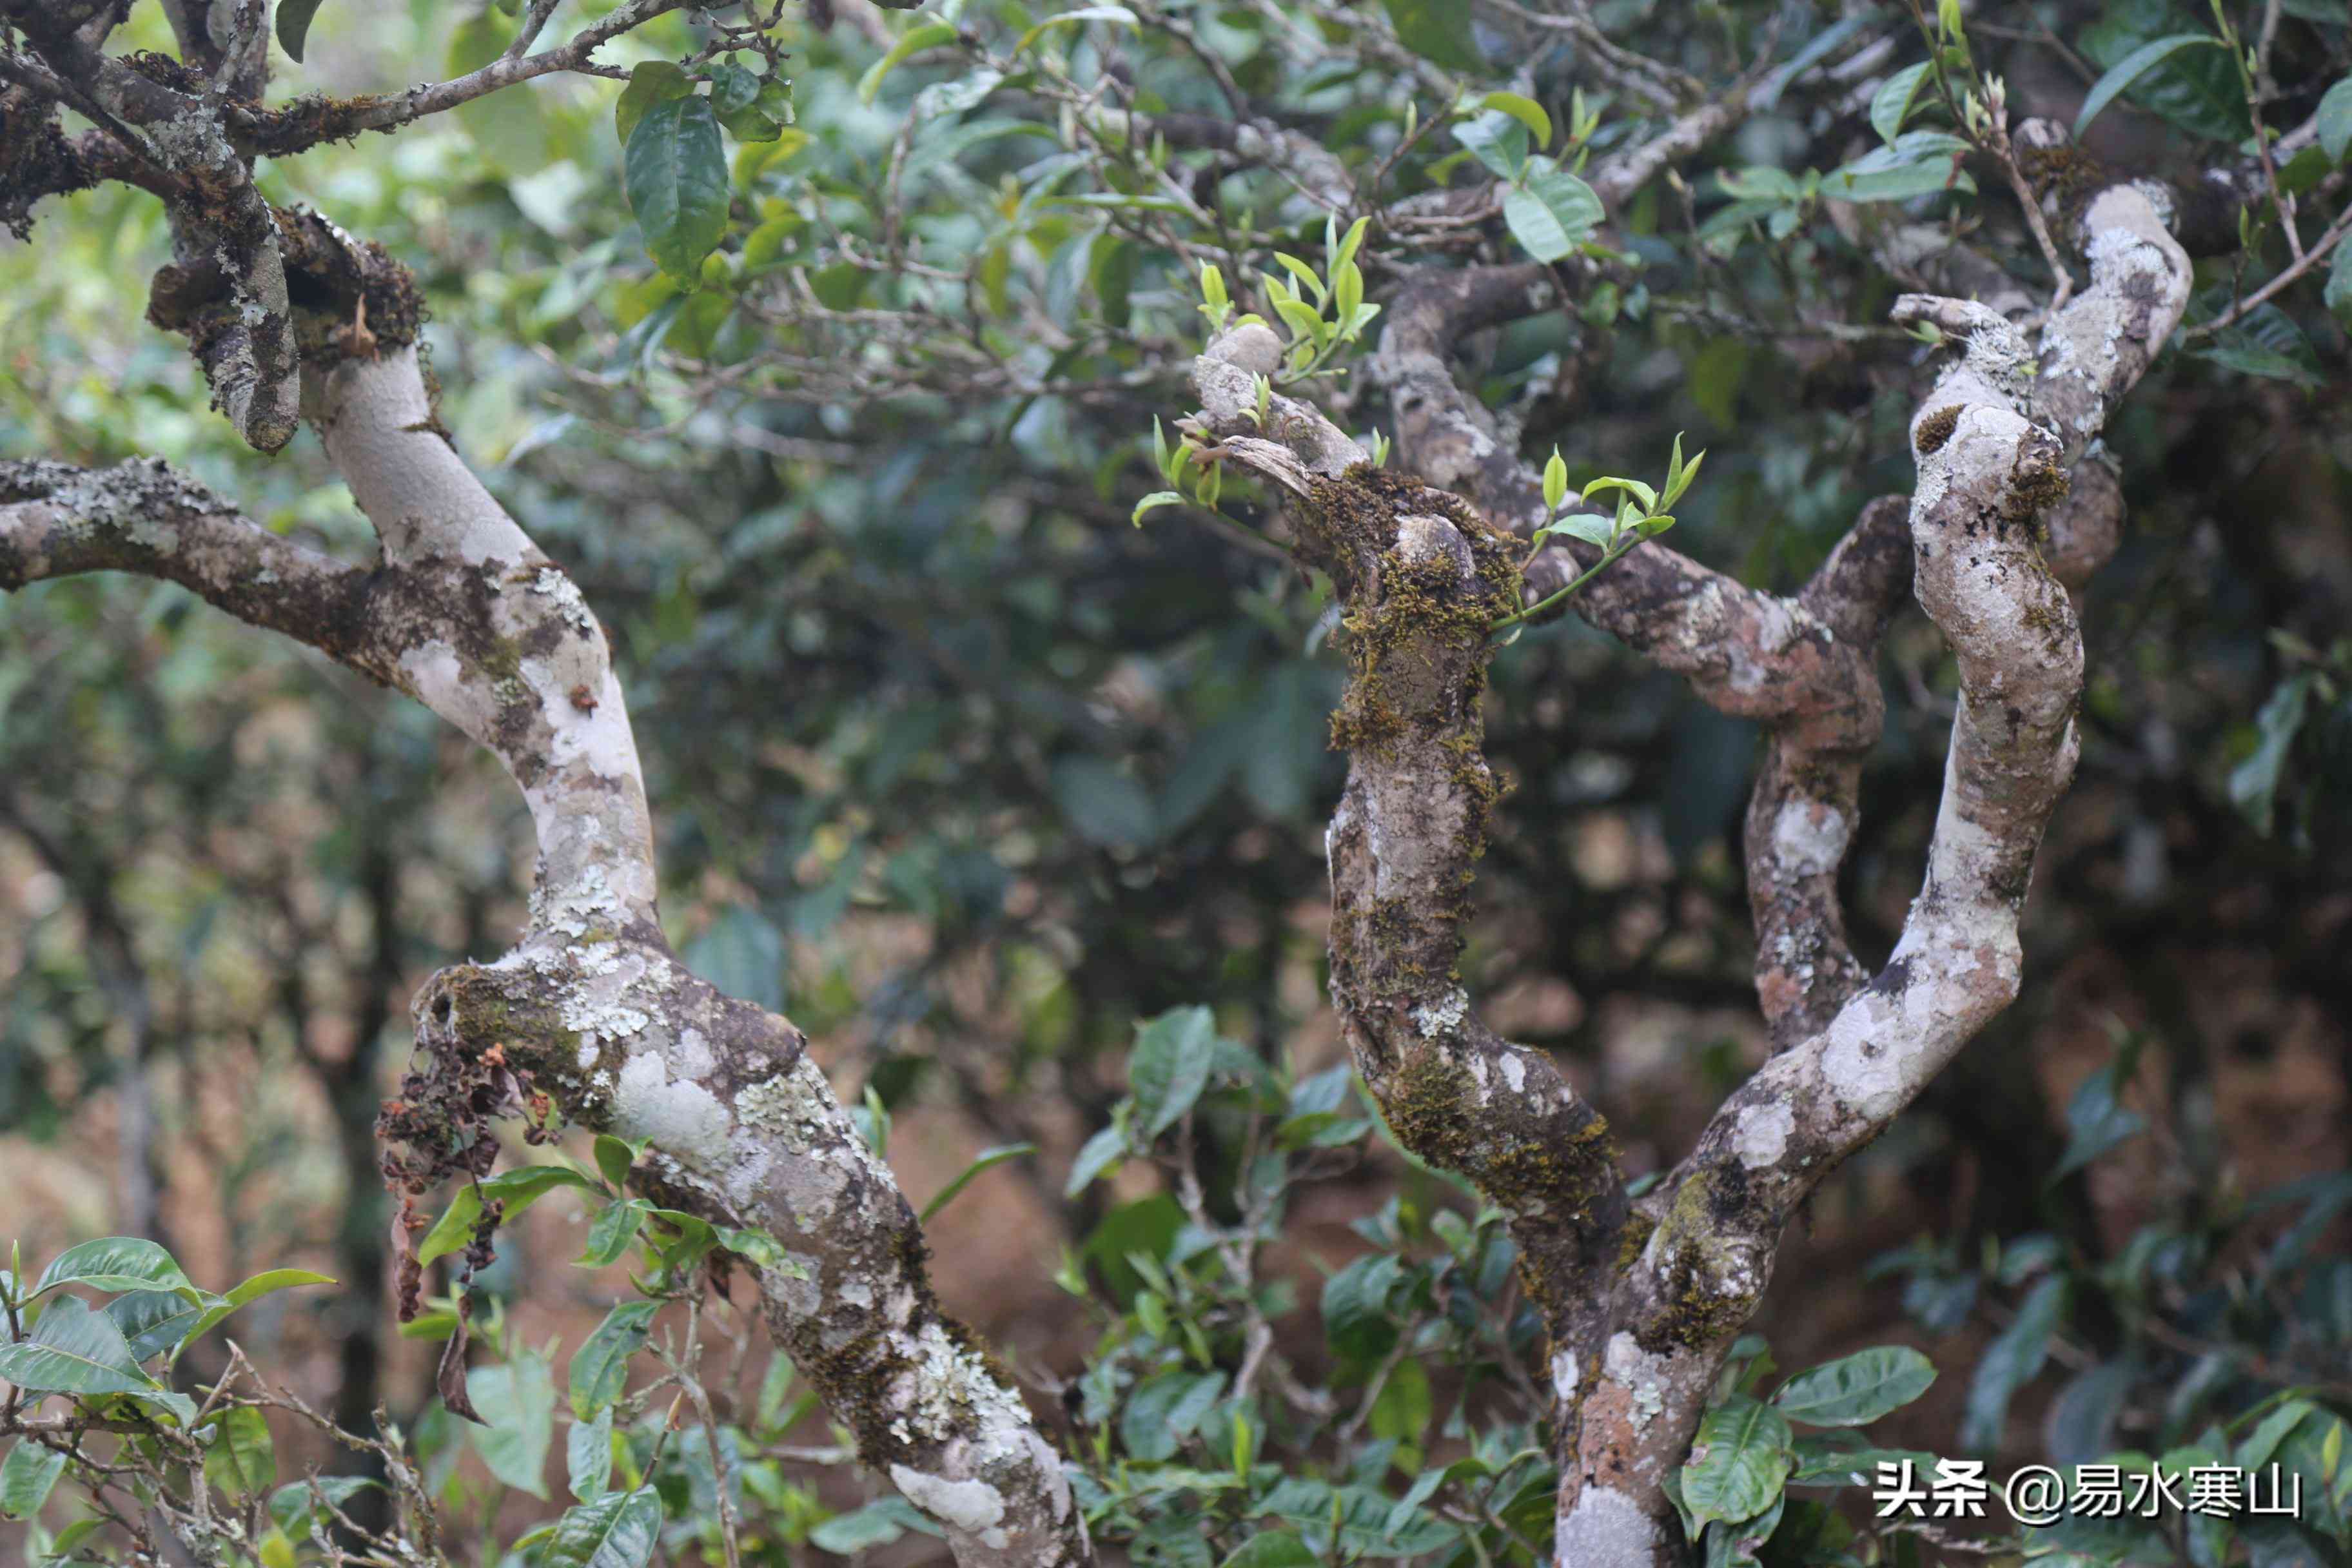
[1680,1395,1794,1529]
[34,1238,197,1302]
[568,1300,660,1420]
[106,1291,208,1362]
[1773,1348,1937,1426]
[1961,1275,2069,1450]
[625,95,731,283]
[2075,34,2228,135]
[182,1270,335,1350]
[275,0,329,63]
[1129,1005,1217,1138]
[0,1296,157,1396]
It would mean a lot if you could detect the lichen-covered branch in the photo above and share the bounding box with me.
[1367,262,1903,1048]
[231,0,689,158]
[2,11,299,450]
[1,221,1090,1568]
[1187,320,1632,1545]
[1556,177,2191,1567]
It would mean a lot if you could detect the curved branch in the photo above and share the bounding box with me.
[3,240,1091,1568]
[233,0,687,157]
[1558,181,2193,1565]
[1188,320,1630,1491]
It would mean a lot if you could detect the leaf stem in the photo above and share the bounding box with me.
[1488,539,1636,632]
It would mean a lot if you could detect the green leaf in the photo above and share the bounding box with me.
[1133,489,1185,526]
[569,1301,661,1420]
[1064,1123,1128,1197]
[1129,1005,1218,1139]
[2328,231,2352,327]
[1480,92,1553,149]
[1451,112,1529,182]
[1503,160,1605,262]
[0,1295,157,1396]
[683,905,787,1014]
[566,1408,614,1502]
[625,95,731,284]
[919,1144,1037,1222]
[275,0,329,63]
[1321,1253,1402,1366]
[1680,1395,1794,1529]
[2075,34,2227,136]
[714,1226,798,1273]
[1369,1356,1433,1442]
[484,1166,600,1217]
[1787,1439,1942,1488]
[1542,449,1569,514]
[1825,132,1974,203]
[418,1186,485,1268]
[268,1477,378,1542]
[1220,1534,1319,1568]
[859,23,959,103]
[593,1137,638,1191]
[34,1239,197,1303]
[1,1442,66,1521]
[615,61,693,147]
[2054,1034,2149,1179]
[1538,511,1618,548]
[580,1199,651,1267]
[2228,671,2316,835]
[2321,78,2352,162]
[808,1497,936,1552]
[1120,1369,1226,1461]
[177,1269,335,1353]
[1014,6,1141,57]
[467,1349,557,1500]
[1773,1348,1937,1426]
[1961,1274,2068,1450]
[104,1291,208,1362]
[1271,253,1328,303]
[1052,756,1157,847]
[1871,63,1934,143]
[203,1407,277,1500]
[1382,0,1484,71]
[543,1485,662,1568]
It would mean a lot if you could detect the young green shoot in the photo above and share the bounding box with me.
[1493,435,1704,632]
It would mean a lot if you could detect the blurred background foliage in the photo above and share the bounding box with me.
[2,0,2351,1560]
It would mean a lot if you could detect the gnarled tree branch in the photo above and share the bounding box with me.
[1,224,1091,1568]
